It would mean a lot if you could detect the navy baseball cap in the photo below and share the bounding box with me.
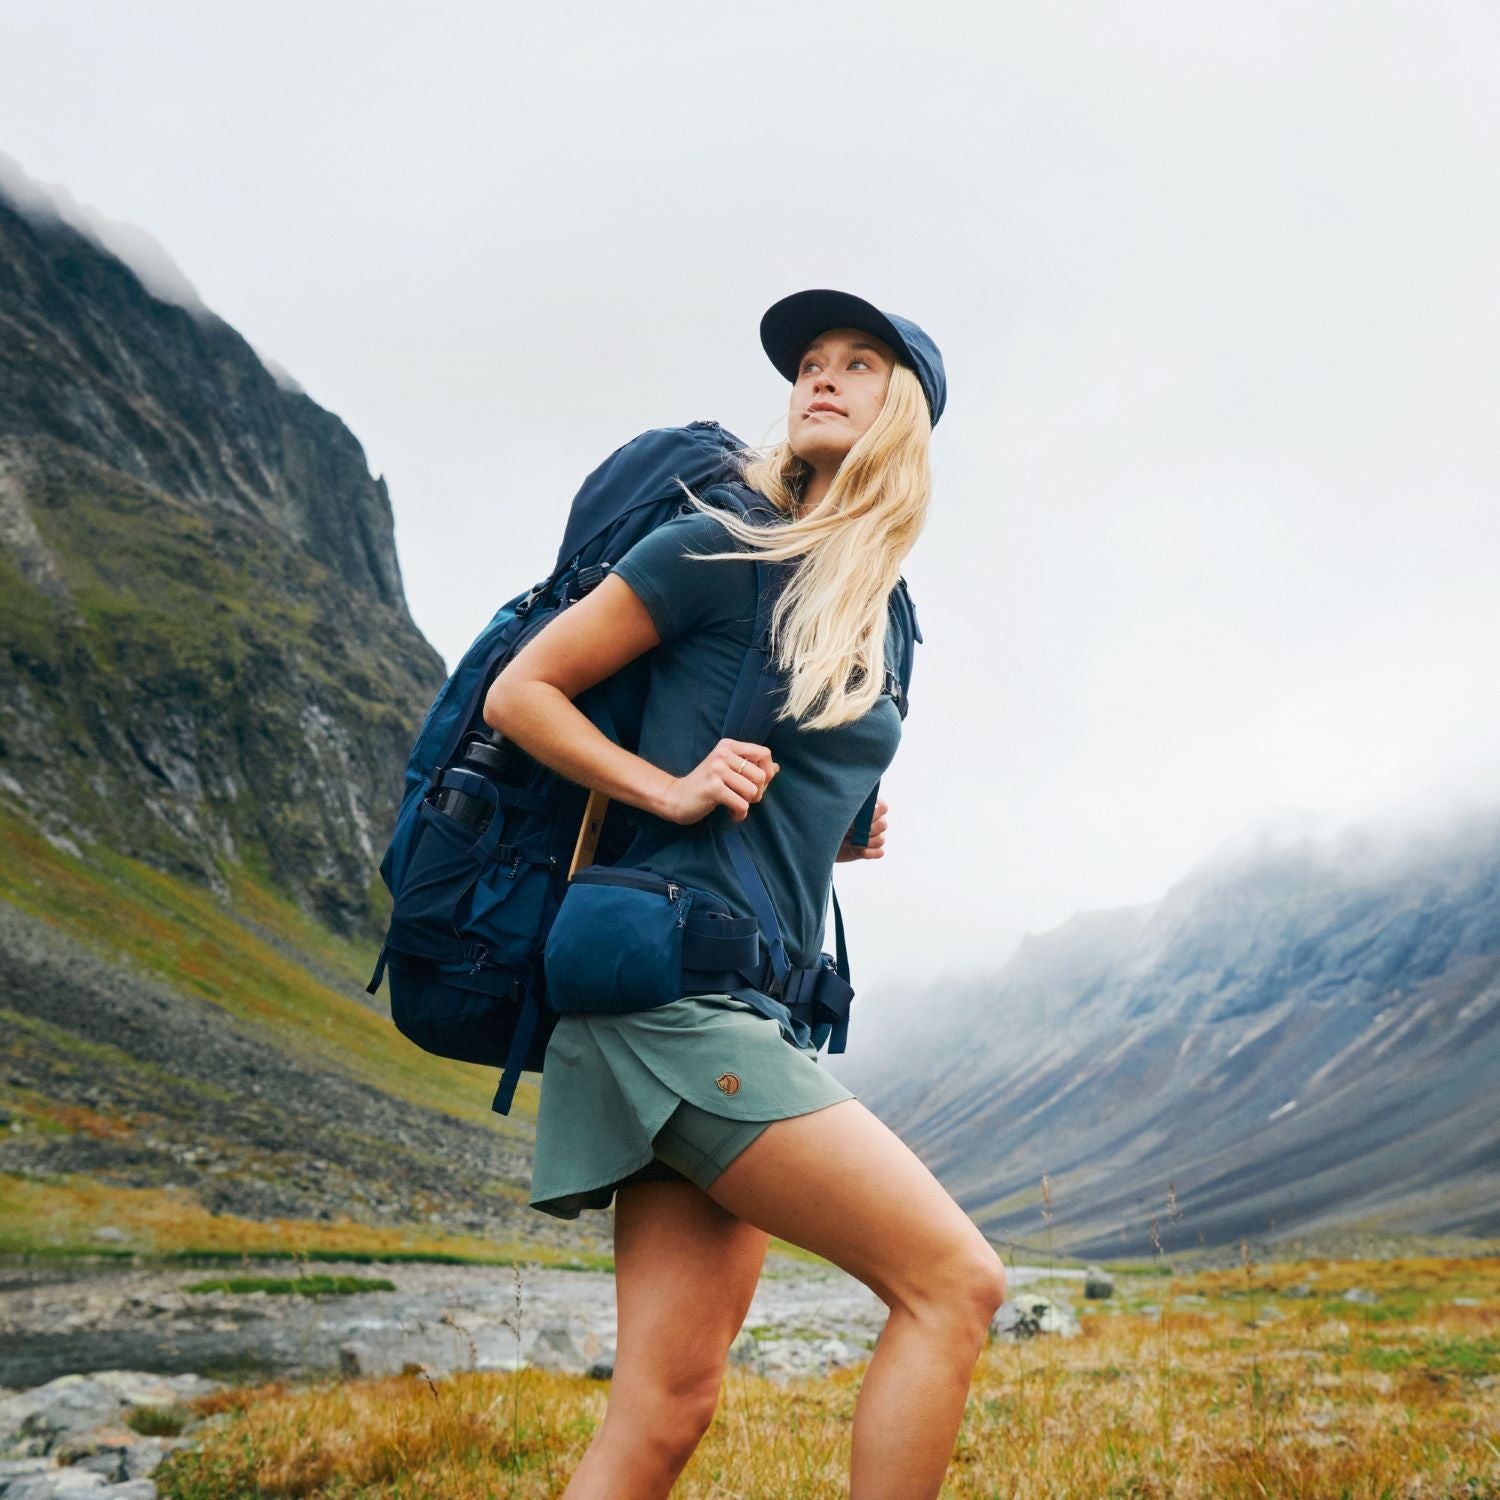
[760,288,947,428]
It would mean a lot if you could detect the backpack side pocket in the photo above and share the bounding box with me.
[386,801,491,963]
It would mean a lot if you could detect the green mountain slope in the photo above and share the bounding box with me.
[0,166,603,1262]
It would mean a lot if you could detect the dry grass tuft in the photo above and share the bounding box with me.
[162,1368,595,1498]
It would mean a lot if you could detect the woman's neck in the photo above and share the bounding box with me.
[800,464,836,512]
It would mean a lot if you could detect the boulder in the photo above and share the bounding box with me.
[3,1378,124,1457]
[1083,1266,1115,1300]
[991,1294,1080,1341]
[2,1470,108,1497]
[524,1322,588,1374]
[0,1459,54,1484]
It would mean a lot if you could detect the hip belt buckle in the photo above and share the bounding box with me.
[780,954,855,1026]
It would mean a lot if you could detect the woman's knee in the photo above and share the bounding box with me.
[970,1242,1009,1316]
[906,1237,1008,1332]
[651,1387,721,1464]
[610,1364,724,1457]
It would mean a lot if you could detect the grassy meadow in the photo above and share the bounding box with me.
[147,1253,1499,1499]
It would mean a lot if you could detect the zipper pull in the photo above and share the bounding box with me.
[468,945,489,975]
[666,881,681,902]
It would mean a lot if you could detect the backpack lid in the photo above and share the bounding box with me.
[552,420,752,573]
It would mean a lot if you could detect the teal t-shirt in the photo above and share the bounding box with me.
[609,509,904,1049]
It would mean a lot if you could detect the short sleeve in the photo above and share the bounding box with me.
[611,511,754,644]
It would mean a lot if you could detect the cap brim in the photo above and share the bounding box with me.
[759,288,916,383]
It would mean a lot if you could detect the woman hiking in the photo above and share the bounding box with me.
[484,288,1008,1500]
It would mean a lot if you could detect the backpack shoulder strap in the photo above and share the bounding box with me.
[715,537,797,991]
[681,480,799,988]
[848,575,920,845]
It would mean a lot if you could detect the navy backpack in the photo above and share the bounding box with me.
[365,420,921,1114]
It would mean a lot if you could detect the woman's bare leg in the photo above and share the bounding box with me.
[704,1098,1008,1500]
[562,1178,770,1500]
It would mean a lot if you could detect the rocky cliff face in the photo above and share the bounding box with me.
[845,809,1500,1257]
[0,174,444,936]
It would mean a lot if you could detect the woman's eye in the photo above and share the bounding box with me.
[800,357,869,373]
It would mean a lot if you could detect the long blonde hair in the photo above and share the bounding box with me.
[675,360,932,732]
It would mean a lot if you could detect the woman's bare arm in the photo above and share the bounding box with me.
[482,574,778,825]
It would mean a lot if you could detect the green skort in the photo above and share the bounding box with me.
[528,992,856,1219]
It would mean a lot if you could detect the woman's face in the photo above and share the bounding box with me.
[786,325,896,472]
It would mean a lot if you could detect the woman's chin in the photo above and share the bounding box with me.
[790,436,854,471]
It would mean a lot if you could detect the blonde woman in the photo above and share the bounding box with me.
[485,289,1007,1500]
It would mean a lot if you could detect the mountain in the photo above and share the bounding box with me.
[0,158,441,938]
[0,160,616,1263]
[843,808,1500,1259]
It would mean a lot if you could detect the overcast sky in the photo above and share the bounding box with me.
[4,0,1497,1012]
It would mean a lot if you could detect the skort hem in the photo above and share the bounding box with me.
[526,1094,853,1221]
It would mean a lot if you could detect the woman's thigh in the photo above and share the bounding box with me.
[704,1098,1006,1316]
[611,1178,770,1397]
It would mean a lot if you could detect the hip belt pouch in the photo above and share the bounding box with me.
[542,864,759,1015]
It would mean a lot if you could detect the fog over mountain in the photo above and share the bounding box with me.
[840,799,1500,1256]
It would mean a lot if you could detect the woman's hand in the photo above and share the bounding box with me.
[660,738,779,825]
[836,798,889,861]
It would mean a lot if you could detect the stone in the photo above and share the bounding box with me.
[814,1338,863,1368]
[991,1294,1080,1340]
[1,1379,89,1450]
[0,1459,54,1481]
[122,1439,176,1481]
[524,1322,588,1374]
[71,1449,129,1482]
[4,1470,108,1497]
[730,1333,868,1386]
[337,1343,370,1379]
[1342,1287,1378,1306]
[1083,1266,1115,1300]
[54,1474,113,1493]
[12,1380,124,1454]
[91,1374,214,1408]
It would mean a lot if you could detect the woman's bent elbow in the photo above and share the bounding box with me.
[482,677,515,734]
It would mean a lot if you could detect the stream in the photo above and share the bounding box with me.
[0,1257,1082,1388]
